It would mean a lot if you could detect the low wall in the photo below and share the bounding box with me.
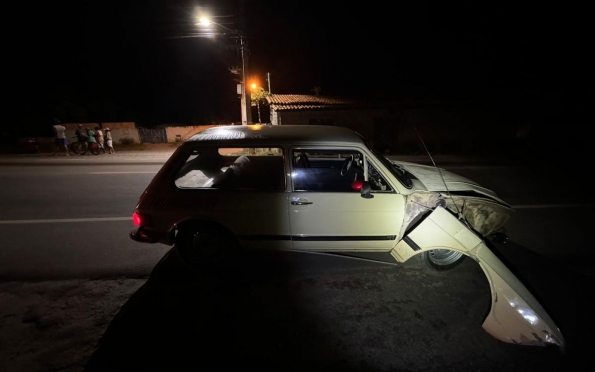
[61,122,140,145]
[109,128,141,145]
[19,123,230,151]
[62,122,135,131]
[165,125,226,142]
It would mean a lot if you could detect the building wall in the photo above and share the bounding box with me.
[274,108,394,150]
[61,122,140,145]
[276,108,389,139]
[46,123,228,146]
[274,105,517,155]
[165,125,223,142]
[110,127,141,144]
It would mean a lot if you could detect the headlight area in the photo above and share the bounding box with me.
[444,196,515,237]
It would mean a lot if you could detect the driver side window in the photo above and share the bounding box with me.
[292,149,364,192]
[367,160,392,191]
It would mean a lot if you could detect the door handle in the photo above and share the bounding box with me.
[291,201,313,205]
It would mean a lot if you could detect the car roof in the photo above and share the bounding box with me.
[185,124,367,146]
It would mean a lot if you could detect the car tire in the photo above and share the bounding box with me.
[175,224,239,268]
[418,249,466,271]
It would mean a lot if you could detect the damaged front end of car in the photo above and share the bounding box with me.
[391,193,564,348]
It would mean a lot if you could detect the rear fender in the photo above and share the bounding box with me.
[391,206,564,347]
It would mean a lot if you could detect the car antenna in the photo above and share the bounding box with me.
[413,125,465,221]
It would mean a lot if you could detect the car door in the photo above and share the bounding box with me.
[288,147,405,251]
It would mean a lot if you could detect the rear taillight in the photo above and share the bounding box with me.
[133,212,142,227]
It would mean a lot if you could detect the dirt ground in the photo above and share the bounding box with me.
[0,278,146,372]
[1,246,582,372]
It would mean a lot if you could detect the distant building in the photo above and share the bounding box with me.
[265,94,398,152]
[265,94,517,155]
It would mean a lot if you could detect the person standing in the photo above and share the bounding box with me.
[95,126,106,154]
[52,119,70,156]
[105,127,115,154]
[74,124,88,155]
[75,124,88,143]
[86,127,97,155]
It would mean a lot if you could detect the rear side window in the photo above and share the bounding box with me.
[175,147,285,190]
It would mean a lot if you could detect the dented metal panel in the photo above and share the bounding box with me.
[397,192,443,241]
[398,192,514,242]
[476,245,564,346]
[446,196,514,236]
[392,206,564,347]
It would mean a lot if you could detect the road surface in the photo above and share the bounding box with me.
[0,159,592,370]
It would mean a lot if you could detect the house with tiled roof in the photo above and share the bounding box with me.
[264,94,399,152]
[263,94,518,155]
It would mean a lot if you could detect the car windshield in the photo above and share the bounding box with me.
[369,147,413,188]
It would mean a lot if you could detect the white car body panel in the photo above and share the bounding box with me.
[133,125,564,348]
[392,160,510,206]
[391,206,564,347]
[288,192,405,251]
[210,191,293,251]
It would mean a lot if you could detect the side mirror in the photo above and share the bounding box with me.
[360,181,374,199]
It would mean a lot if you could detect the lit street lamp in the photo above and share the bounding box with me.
[196,17,251,125]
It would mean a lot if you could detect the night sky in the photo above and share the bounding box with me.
[8,0,592,137]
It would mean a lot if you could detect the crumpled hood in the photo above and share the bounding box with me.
[392,161,510,206]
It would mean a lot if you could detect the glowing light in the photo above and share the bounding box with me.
[132,212,142,227]
[198,18,211,25]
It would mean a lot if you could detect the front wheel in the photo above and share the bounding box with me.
[70,142,84,155]
[418,249,466,271]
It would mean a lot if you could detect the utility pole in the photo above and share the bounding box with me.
[266,72,271,93]
[240,36,248,125]
[239,0,252,124]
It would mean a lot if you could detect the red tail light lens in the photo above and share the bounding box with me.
[133,212,142,227]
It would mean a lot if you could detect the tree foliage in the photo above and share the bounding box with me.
[250,87,270,106]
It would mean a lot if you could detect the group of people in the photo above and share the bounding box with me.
[52,121,115,156]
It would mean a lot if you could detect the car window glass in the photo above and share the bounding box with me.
[367,160,392,191]
[368,147,413,188]
[292,149,364,192]
[175,147,285,190]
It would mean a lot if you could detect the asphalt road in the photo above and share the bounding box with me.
[1,160,593,370]
[0,164,169,280]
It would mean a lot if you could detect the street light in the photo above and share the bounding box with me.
[195,17,251,125]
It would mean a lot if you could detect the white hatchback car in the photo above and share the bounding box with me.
[131,124,563,348]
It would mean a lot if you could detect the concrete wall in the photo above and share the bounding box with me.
[53,123,227,145]
[165,125,224,142]
[275,108,390,143]
[110,127,141,144]
[60,122,140,145]
[274,105,517,155]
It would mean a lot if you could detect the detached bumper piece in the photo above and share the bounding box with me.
[130,227,160,243]
[392,206,564,347]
